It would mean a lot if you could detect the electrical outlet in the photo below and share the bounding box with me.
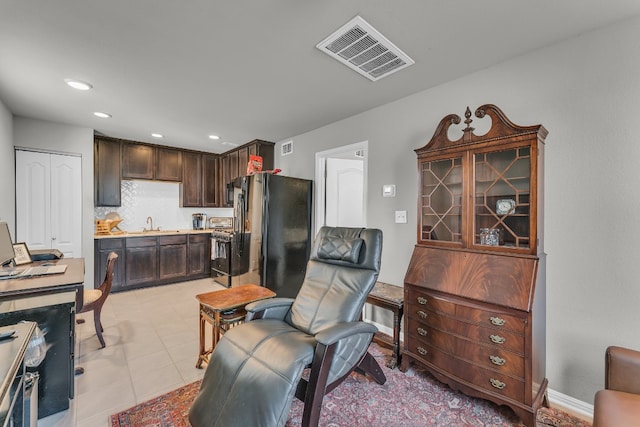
[395,210,407,224]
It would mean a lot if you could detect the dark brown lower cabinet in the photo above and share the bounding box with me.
[125,237,158,286]
[188,234,209,276]
[94,237,125,291]
[95,233,210,292]
[159,235,188,281]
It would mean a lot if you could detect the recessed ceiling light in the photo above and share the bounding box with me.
[209,135,220,140]
[151,133,164,138]
[64,79,93,90]
[93,112,111,118]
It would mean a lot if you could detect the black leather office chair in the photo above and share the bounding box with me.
[189,226,385,427]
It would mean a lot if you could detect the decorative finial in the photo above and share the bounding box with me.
[463,106,474,132]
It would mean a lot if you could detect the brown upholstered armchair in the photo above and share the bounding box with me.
[189,226,386,427]
[593,346,640,427]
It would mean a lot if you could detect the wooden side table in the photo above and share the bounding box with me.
[366,281,404,369]
[196,284,276,368]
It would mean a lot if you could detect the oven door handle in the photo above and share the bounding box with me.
[235,194,245,256]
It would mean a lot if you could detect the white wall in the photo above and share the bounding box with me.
[276,15,640,404]
[13,117,95,288]
[0,99,14,230]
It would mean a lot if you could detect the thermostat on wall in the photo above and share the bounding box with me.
[382,184,396,197]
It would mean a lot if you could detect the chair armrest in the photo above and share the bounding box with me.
[315,321,378,346]
[605,346,640,394]
[245,298,294,321]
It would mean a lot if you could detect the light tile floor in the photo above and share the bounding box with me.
[38,278,225,427]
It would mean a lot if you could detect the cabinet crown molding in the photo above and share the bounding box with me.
[415,104,548,155]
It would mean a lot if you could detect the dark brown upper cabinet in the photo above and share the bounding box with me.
[122,143,154,179]
[202,154,219,207]
[248,139,275,172]
[94,137,122,206]
[155,147,183,181]
[222,139,275,187]
[226,150,239,183]
[95,135,272,208]
[237,146,249,177]
[180,151,203,207]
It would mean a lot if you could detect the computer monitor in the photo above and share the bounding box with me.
[0,221,16,266]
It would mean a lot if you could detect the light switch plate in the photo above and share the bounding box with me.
[395,210,407,223]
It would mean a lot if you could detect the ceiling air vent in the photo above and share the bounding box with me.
[281,141,293,156]
[316,16,414,81]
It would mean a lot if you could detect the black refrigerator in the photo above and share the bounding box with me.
[230,173,312,298]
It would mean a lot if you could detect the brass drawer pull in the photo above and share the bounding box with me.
[417,296,428,305]
[490,334,506,344]
[490,316,506,326]
[417,310,428,319]
[417,346,428,356]
[417,327,428,336]
[490,378,506,390]
[490,355,506,366]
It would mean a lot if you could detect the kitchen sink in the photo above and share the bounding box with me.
[125,230,182,235]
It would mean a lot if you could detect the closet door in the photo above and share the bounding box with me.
[15,150,82,257]
[50,153,82,256]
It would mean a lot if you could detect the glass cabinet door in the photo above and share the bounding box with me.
[420,156,463,243]
[474,146,531,249]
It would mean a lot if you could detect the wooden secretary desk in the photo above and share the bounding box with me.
[401,104,548,426]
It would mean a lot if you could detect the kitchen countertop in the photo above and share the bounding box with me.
[94,229,213,239]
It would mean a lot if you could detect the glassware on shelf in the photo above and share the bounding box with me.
[480,228,500,246]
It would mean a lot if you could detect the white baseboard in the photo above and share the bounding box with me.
[547,388,593,422]
[368,319,393,337]
[366,319,594,422]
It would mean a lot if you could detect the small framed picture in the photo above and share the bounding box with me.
[12,242,32,265]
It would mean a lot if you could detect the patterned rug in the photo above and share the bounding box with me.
[110,344,591,427]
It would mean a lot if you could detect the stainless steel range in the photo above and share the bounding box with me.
[209,217,240,287]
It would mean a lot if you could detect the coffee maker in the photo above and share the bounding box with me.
[192,213,207,230]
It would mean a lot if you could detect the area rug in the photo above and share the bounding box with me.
[110,344,591,427]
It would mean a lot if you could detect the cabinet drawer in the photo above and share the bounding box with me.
[158,235,187,245]
[408,318,525,378]
[408,287,526,334]
[97,237,124,250]
[406,341,525,402]
[407,287,456,316]
[126,237,157,247]
[407,308,525,355]
[189,233,209,244]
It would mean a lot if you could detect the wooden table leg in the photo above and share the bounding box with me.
[388,306,403,369]
[196,308,206,368]
[212,311,221,348]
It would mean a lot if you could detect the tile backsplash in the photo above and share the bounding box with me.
[94,180,232,232]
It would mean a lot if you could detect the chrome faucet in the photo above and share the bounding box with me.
[145,216,153,232]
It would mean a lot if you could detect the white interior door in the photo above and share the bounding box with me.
[15,150,82,257]
[315,141,367,233]
[325,158,364,227]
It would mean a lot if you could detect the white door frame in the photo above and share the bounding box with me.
[314,141,368,234]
